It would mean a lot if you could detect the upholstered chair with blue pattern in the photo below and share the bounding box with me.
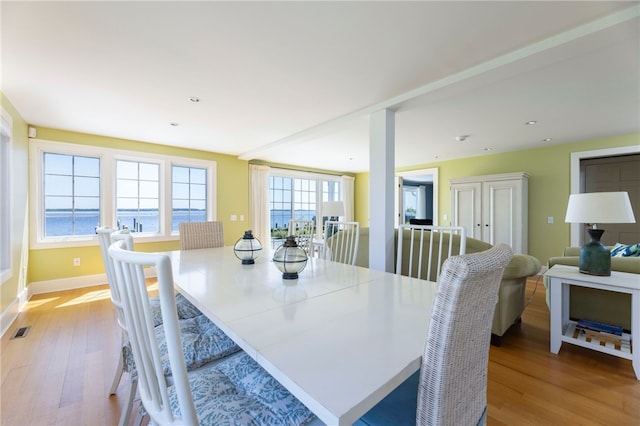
[356,244,513,426]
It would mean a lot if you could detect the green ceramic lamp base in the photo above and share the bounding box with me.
[579,228,611,276]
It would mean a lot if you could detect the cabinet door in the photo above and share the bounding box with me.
[482,179,522,250]
[451,181,482,239]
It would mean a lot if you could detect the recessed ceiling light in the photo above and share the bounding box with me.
[188,97,200,103]
[455,135,470,142]
[484,147,492,151]
[170,122,179,127]
[525,120,537,125]
[543,138,552,142]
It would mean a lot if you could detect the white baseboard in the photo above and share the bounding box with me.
[28,268,158,295]
[28,273,110,295]
[1,287,30,338]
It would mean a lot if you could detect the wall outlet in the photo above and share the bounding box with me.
[547,216,554,224]
[240,215,245,221]
[73,257,81,267]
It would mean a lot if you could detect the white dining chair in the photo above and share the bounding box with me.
[396,224,467,282]
[355,244,513,426]
[179,221,224,250]
[288,219,315,255]
[323,220,360,265]
[108,239,319,426]
[97,227,239,426]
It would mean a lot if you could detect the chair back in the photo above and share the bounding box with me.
[417,244,512,425]
[179,221,224,250]
[324,221,360,265]
[288,219,315,255]
[396,224,467,282]
[96,227,134,333]
[108,239,198,426]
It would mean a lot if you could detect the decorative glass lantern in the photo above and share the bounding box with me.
[233,230,263,264]
[272,235,308,279]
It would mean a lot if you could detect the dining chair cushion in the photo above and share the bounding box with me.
[123,314,240,378]
[149,292,202,327]
[166,351,316,425]
[353,371,419,426]
[353,372,487,426]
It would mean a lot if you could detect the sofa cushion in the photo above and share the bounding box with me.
[611,242,640,257]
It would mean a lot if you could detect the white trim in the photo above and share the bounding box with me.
[0,107,13,284]
[28,268,158,295]
[0,287,29,338]
[29,139,217,249]
[569,145,640,246]
[269,167,342,182]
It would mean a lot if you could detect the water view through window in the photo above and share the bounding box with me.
[44,155,207,237]
[44,152,100,236]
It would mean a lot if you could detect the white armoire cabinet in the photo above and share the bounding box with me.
[450,172,528,253]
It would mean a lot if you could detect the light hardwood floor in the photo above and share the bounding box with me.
[1,277,639,425]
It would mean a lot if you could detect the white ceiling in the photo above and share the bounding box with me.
[2,1,639,173]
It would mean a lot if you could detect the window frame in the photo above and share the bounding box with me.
[268,168,342,245]
[1,107,13,283]
[29,139,217,249]
[170,164,210,232]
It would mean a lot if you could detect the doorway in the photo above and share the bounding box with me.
[570,145,640,245]
[395,168,438,227]
[581,154,640,245]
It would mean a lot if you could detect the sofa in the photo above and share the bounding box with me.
[354,228,542,345]
[545,246,640,331]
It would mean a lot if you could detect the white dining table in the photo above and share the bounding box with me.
[167,246,437,425]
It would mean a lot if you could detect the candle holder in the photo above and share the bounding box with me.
[233,230,262,264]
[272,235,308,279]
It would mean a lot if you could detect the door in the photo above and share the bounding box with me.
[583,154,640,245]
[482,179,520,249]
[451,181,482,239]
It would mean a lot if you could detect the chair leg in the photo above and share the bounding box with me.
[109,351,125,395]
[490,333,502,347]
[118,378,138,426]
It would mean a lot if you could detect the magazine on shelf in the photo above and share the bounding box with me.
[575,319,623,336]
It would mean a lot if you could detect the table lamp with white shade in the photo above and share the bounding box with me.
[564,191,636,276]
[323,201,344,239]
[323,201,344,220]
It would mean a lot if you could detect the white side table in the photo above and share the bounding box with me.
[544,264,640,380]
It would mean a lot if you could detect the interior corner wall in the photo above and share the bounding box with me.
[0,93,29,318]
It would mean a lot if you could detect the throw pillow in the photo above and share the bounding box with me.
[611,242,640,257]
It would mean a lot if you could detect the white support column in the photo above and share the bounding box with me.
[369,109,395,272]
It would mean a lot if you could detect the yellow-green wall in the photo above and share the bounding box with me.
[27,127,250,284]
[1,94,30,314]
[2,85,639,314]
[355,133,640,263]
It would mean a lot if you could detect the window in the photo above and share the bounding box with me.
[1,108,12,283]
[402,186,418,224]
[116,160,159,233]
[269,170,341,248]
[172,165,207,231]
[30,139,217,248]
[44,153,100,236]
